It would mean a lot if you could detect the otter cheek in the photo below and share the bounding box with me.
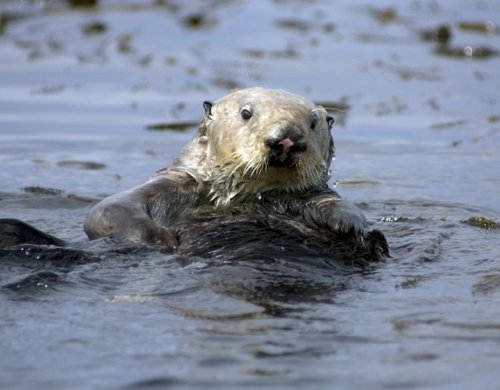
[215,138,236,161]
[311,136,328,162]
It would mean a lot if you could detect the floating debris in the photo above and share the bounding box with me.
[57,160,106,170]
[457,20,497,34]
[462,216,499,229]
[181,13,216,29]
[242,49,264,59]
[82,20,108,35]
[22,186,64,196]
[340,179,380,186]
[434,45,498,59]
[430,119,469,130]
[211,77,242,90]
[145,121,198,132]
[419,25,452,45]
[68,0,98,8]
[275,19,312,33]
[370,7,397,24]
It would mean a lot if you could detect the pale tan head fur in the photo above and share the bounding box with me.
[175,87,335,206]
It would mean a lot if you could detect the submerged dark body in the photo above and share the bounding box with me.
[174,198,387,264]
[0,88,388,264]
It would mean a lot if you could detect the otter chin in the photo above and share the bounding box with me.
[80,87,389,264]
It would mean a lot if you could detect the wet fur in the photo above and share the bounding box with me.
[174,88,335,206]
[1,88,388,264]
[170,191,388,265]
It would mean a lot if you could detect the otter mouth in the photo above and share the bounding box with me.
[265,136,306,168]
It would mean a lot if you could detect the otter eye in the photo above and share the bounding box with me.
[326,115,334,129]
[310,117,318,130]
[241,109,252,120]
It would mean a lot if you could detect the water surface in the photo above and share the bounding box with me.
[1,1,499,389]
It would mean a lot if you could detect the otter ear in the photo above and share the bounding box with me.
[203,101,214,118]
[326,115,334,130]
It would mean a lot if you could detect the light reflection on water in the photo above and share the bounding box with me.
[1,0,499,389]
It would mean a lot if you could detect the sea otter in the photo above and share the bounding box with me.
[0,88,387,264]
[82,87,388,263]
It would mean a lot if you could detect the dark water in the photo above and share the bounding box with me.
[1,1,500,389]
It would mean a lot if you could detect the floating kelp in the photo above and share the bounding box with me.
[430,119,469,130]
[22,186,64,196]
[462,216,499,229]
[57,160,106,170]
[434,45,498,59]
[457,20,497,34]
[145,122,198,132]
[370,7,398,24]
[340,179,380,186]
[419,25,452,45]
[68,0,98,8]
[181,13,217,29]
[275,19,313,33]
[82,20,108,35]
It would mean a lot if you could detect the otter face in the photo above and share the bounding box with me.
[200,88,335,205]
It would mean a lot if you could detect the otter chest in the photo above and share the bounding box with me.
[171,201,358,263]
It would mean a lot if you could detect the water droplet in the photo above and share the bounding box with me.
[256,192,262,201]
[464,46,474,57]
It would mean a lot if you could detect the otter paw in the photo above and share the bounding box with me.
[114,222,179,253]
[327,213,366,234]
[151,226,179,254]
[365,229,389,259]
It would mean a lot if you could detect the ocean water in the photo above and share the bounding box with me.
[1,1,499,389]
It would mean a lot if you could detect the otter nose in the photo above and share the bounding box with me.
[265,131,306,167]
[278,137,295,155]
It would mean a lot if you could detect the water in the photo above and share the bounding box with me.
[1,1,499,389]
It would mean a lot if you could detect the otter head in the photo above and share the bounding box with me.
[181,87,335,206]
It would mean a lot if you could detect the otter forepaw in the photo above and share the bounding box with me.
[113,222,179,254]
[316,198,368,235]
[326,213,367,235]
[353,229,389,262]
[151,226,179,254]
[366,229,389,259]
